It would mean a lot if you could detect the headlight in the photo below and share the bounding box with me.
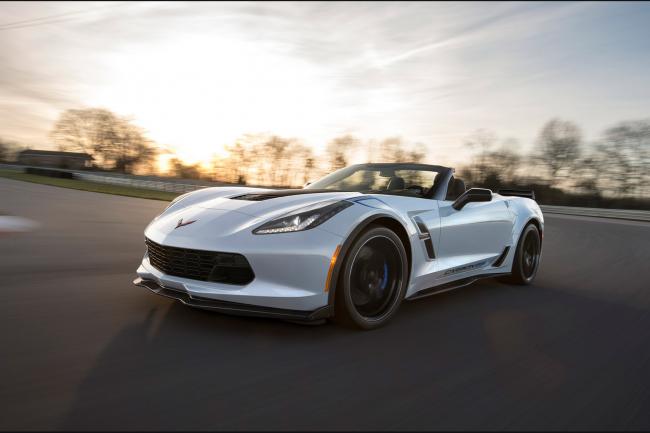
[253,200,353,234]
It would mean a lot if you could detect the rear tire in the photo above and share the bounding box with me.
[333,226,408,330]
[503,223,541,285]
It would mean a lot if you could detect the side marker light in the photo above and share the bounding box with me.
[324,245,342,293]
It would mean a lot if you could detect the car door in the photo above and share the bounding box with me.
[435,198,515,276]
[435,183,515,275]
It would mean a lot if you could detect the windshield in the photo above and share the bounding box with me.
[306,164,442,198]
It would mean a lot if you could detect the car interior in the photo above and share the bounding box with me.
[309,165,451,199]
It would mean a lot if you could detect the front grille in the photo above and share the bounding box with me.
[145,238,254,285]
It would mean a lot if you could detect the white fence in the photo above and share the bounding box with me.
[75,172,207,194]
[540,205,650,222]
[1,163,213,194]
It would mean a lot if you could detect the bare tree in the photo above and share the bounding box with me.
[378,137,406,162]
[264,136,292,185]
[283,142,314,187]
[406,143,427,163]
[326,135,359,171]
[220,140,253,184]
[459,142,522,190]
[219,134,313,187]
[50,108,116,154]
[535,119,582,184]
[365,137,427,163]
[465,129,497,170]
[227,133,275,184]
[50,108,156,173]
[98,119,156,174]
[304,155,315,185]
[594,119,650,197]
[169,158,202,179]
[0,140,7,162]
[572,155,601,196]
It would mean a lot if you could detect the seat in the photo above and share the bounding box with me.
[386,176,405,190]
[445,177,466,200]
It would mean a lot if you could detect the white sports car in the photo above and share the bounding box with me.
[135,163,543,329]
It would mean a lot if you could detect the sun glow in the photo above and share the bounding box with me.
[89,35,337,168]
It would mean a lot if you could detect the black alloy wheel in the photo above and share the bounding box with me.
[505,223,541,285]
[334,225,408,329]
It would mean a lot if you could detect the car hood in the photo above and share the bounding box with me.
[195,188,363,218]
[145,188,363,246]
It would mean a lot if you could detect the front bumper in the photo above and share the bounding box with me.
[134,277,332,321]
[138,203,351,318]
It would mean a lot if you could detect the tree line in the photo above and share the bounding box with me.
[0,108,159,174]
[0,107,648,208]
[210,133,428,187]
[459,118,650,205]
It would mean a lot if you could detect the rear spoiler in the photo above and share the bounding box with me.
[497,189,536,200]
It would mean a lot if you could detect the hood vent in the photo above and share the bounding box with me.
[230,193,276,201]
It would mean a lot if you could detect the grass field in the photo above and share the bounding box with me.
[0,169,179,201]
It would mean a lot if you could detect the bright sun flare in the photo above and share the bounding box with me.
[88,35,337,170]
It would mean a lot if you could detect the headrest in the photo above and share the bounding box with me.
[446,177,466,200]
[387,176,405,190]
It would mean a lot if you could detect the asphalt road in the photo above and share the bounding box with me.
[2,178,650,431]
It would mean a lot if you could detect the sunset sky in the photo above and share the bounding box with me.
[1,1,649,167]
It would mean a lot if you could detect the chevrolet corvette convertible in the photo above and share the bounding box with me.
[135,163,543,329]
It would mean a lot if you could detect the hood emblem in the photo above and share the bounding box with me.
[175,218,196,229]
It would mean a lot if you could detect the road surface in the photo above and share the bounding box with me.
[1,178,650,430]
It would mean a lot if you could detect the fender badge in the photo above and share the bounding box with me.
[175,218,197,229]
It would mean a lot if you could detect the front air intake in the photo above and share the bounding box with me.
[145,238,254,285]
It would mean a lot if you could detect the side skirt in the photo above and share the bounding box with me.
[407,272,511,301]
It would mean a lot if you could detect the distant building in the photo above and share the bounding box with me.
[17,149,93,170]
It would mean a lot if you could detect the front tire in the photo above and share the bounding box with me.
[504,223,541,285]
[334,226,408,330]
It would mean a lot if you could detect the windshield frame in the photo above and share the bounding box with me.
[305,163,453,200]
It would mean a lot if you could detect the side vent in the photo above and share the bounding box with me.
[414,217,435,259]
[492,246,510,267]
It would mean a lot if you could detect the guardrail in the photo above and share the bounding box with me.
[540,205,650,222]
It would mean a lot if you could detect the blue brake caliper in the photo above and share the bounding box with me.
[380,262,388,291]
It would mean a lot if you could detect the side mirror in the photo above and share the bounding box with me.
[452,188,492,210]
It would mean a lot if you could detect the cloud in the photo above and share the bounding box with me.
[0,1,649,162]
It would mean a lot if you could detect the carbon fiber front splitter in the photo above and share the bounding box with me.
[133,277,332,322]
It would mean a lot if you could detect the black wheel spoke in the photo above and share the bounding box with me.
[521,231,540,279]
[349,236,402,319]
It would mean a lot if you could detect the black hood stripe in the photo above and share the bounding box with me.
[230,189,337,201]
